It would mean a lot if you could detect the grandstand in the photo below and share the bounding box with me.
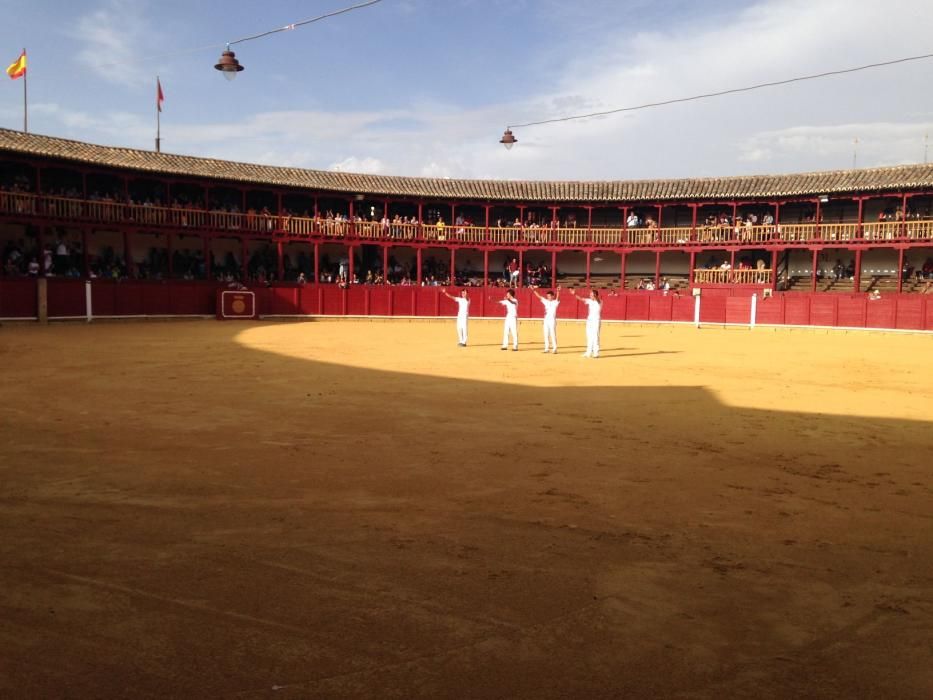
[1,128,933,329]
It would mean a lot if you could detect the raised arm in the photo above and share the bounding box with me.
[530,288,543,300]
[441,288,453,300]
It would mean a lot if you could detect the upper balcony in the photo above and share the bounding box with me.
[2,190,933,248]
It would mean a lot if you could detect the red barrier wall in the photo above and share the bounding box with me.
[1,279,931,332]
[0,278,38,318]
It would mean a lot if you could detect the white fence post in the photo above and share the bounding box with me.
[85,281,93,323]
[750,293,757,329]
[694,294,701,328]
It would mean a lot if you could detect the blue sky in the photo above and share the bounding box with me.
[1,0,932,181]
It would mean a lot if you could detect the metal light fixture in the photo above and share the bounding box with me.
[499,128,517,150]
[214,45,244,80]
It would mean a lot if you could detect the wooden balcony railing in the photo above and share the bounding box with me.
[2,192,933,251]
[694,268,773,285]
[817,223,859,241]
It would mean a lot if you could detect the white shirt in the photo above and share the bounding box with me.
[582,298,602,323]
[500,298,518,319]
[541,298,559,322]
[454,297,469,319]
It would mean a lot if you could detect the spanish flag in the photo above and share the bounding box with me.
[6,50,26,80]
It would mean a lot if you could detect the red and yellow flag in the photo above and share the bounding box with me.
[6,50,26,80]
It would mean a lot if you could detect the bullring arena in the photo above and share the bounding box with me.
[1,130,933,698]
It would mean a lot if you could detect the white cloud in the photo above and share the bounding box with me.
[740,122,933,167]
[328,156,386,174]
[73,0,157,88]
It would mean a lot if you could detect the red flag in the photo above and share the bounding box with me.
[157,77,164,113]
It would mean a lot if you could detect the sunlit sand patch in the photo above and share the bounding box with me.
[234,320,933,423]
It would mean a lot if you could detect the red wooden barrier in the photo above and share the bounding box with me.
[809,296,837,327]
[47,279,86,317]
[894,297,924,330]
[0,278,38,318]
[755,296,784,325]
[866,299,897,329]
[837,297,866,328]
[699,296,727,324]
[725,297,752,325]
[6,278,933,332]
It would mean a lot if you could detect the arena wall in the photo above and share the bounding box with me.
[2,278,931,331]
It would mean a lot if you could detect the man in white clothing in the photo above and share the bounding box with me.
[568,288,602,358]
[499,289,519,351]
[441,288,470,346]
[531,285,561,353]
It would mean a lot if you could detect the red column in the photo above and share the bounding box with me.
[731,201,738,235]
[856,197,864,239]
[620,251,628,289]
[203,235,211,280]
[123,230,130,272]
[383,245,389,284]
[690,204,698,241]
[774,201,782,241]
[811,249,819,292]
[654,251,661,287]
[167,233,174,278]
[241,238,248,281]
[585,250,591,287]
[484,205,491,243]
[313,242,320,283]
[348,200,355,238]
[483,249,489,286]
[313,196,320,234]
[551,250,557,288]
[814,198,822,241]
[688,251,695,286]
[897,247,905,293]
[276,241,284,281]
[276,193,283,230]
[771,250,779,290]
[416,247,422,286]
[450,248,456,285]
[82,228,90,277]
[348,244,354,284]
[901,194,908,238]
[586,206,593,243]
[550,206,559,244]
[656,205,663,231]
[417,202,424,241]
[853,249,862,293]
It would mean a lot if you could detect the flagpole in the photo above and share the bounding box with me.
[155,76,161,153]
[22,48,27,133]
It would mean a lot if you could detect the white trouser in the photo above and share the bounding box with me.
[502,318,518,348]
[585,320,600,357]
[456,317,468,344]
[543,319,557,351]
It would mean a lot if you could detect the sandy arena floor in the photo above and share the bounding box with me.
[1,318,932,698]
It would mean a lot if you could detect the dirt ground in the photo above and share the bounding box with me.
[1,318,932,699]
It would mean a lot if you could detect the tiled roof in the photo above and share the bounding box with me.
[2,128,932,203]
